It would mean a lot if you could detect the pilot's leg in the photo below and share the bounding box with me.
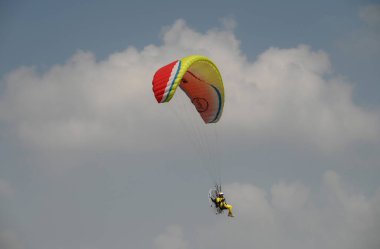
[224,204,234,217]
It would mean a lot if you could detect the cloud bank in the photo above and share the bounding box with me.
[149,171,380,249]
[196,170,380,249]
[0,19,378,154]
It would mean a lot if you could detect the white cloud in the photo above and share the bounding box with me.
[226,45,379,149]
[154,225,188,249]
[0,19,378,154]
[197,171,380,249]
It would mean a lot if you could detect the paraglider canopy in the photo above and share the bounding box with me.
[152,55,225,123]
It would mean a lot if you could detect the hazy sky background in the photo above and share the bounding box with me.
[1,1,380,249]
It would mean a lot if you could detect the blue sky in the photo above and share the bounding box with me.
[1,1,380,249]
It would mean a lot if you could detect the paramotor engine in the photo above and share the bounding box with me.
[208,184,224,215]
